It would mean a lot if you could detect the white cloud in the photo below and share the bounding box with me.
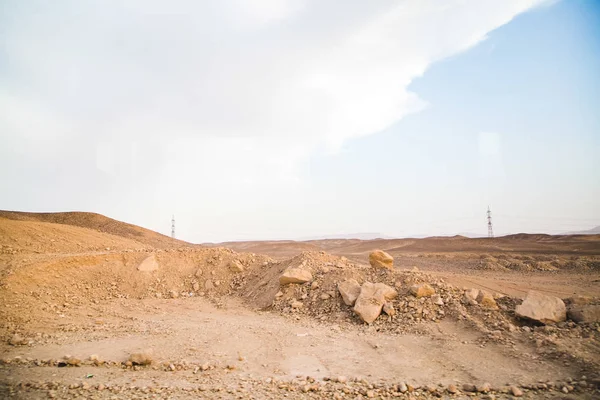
[0,0,549,240]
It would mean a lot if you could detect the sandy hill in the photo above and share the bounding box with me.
[0,210,190,252]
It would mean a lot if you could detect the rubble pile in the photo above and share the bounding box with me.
[268,251,600,339]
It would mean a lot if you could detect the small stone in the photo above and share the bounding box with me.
[399,383,408,393]
[337,376,348,383]
[383,303,396,316]
[66,356,81,366]
[447,384,458,394]
[128,351,153,366]
[510,386,523,397]
[229,260,245,273]
[462,289,480,305]
[463,384,476,393]
[477,291,499,310]
[410,284,435,298]
[432,294,444,306]
[291,300,303,309]
[8,333,27,346]
[476,382,491,393]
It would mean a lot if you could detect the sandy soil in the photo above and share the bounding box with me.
[1,211,599,399]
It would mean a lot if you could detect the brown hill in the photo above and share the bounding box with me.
[221,233,600,259]
[0,210,190,250]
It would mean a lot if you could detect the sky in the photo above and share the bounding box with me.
[1,0,599,242]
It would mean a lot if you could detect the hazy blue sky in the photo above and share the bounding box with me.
[1,0,599,242]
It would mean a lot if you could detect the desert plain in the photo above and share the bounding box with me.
[0,211,599,399]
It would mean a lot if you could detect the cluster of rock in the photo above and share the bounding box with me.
[461,288,499,310]
[273,249,600,331]
[1,356,597,400]
[274,250,458,327]
[477,253,599,272]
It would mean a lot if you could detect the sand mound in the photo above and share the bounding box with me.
[0,211,188,249]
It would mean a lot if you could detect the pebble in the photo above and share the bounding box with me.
[447,383,458,394]
[510,386,523,397]
[463,383,476,392]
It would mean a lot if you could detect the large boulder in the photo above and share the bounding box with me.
[515,291,566,324]
[369,250,394,270]
[338,279,362,306]
[567,300,600,323]
[279,268,313,285]
[353,282,398,324]
[410,283,435,298]
[137,254,159,272]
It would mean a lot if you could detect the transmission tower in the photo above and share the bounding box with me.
[171,215,176,239]
[487,206,494,238]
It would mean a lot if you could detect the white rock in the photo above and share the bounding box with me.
[338,279,361,306]
[515,291,566,324]
[279,268,313,285]
[353,282,398,324]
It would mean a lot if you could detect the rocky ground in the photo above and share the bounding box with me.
[1,213,600,399]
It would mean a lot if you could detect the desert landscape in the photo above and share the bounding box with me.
[0,211,599,399]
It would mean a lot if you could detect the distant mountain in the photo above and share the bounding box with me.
[402,232,487,239]
[562,226,600,235]
[297,232,394,241]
